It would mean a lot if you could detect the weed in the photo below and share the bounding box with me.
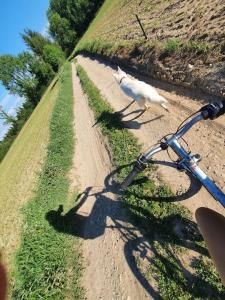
[192,256,225,297]
[163,38,182,55]
[183,40,211,54]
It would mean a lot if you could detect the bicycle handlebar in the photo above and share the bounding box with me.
[120,100,225,190]
[175,114,203,140]
[200,100,225,120]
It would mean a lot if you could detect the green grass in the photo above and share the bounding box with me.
[76,64,140,177]
[80,0,122,41]
[163,38,183,55]
[76,64,225,299]
[0,77,58,272]
[11,63,82,299]
[69,0,122,60]
[75,36,211,62]
[183,40,211,54]
[163,38,211,56]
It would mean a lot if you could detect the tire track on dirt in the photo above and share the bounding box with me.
[71,63,154,299]
[76,55,225,218]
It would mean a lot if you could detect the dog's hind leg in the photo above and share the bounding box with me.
[139,97,149,110]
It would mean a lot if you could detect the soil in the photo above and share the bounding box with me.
[94,0,225,46]
[71,63,154,299]
[76,55,225,219]
[83,0,225,98]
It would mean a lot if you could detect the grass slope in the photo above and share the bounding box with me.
[0,77,58,270]
[11,63,82,299]
[69,0,121,60]
[76,64,225,299]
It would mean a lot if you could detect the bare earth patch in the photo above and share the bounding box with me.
[71,63,155,299]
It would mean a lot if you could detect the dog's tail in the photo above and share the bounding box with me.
[161,103,169,111]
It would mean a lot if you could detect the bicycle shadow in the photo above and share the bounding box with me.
[45,164,222,298]
[127,159,202,202]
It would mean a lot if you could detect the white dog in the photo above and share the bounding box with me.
[113,67,169,111]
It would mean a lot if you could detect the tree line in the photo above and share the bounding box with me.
[0,0,103,161]
[48,0,103,55]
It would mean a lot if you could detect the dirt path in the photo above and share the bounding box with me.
[77,55,225,218]
[71,63,154,299]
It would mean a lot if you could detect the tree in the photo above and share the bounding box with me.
[48,12,77,55]
[0,52,54,106]
[30,56,55,96]
[21,29,52,57]
[43,44,65,72]
[0,53,38,104]
[47,0,104,55]
[0,105,16,125]
[22,29,64,72]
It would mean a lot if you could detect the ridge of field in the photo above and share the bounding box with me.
[76,0,225,98]
[85,0,225,45]
[0,76,58,273]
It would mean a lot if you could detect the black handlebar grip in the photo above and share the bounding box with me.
[201,101,225,120]
[217,100,225,118]
[120,155,148,189]
[120,167,139,189]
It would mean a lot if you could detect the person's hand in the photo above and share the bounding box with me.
[196,207,225,285]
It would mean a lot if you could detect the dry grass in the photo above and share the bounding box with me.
[0,77,58,270]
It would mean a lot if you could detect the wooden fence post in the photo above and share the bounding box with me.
[135,14,147,40]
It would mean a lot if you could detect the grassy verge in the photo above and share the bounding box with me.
[11,63,82,299]
[0,77,58,272]
[75,38,212,61]
[76,64,225,299]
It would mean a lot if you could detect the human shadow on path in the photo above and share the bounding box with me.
[45,163,222,298]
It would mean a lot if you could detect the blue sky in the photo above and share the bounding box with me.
[0,0,49,140]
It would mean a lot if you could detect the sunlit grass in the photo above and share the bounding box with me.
[0,76,58,271]
[11,63,82,299]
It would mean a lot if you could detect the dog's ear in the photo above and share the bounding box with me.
[117,66,127,76]
[118,66,122,73]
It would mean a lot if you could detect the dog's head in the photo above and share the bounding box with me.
[113,66,127,83]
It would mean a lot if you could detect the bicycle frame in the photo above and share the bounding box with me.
[141,113,225,208]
